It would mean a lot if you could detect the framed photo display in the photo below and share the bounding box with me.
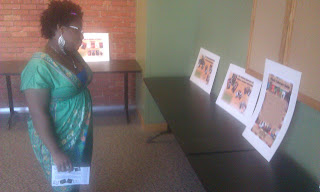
[78,33,110,62]
[216,64,262,125]
[242,59,301,162]
[190,48,220,94]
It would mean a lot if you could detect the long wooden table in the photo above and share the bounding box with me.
[0,60,141,129]
[144,76,318,192]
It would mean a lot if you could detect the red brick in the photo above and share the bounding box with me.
[118,27,135,32]
[27,31,41,36]
[11,32,28,37]
[89,6,105,11]
[87,1,105,6]
[111,1,127,6]
[114,22,132,28]
[29,10,42,15]
[0,32,11,37]
[0,47,8,52]
[28,21,40,26]
[22,26,39,31]
[0,53,17,58]
[14,21,30,26]
[127,1,135,7]
[21,15,38,21]
[123,17,135,23]
[12,9,29,15]
[0,21,13,26]
[0,10,11,15]
[32,0,44,3]
[7,47,24,53]
[0,0,21,3]
[36,4,46,10]
[2,4,20,9]
[84,10,101,17]
[6,27,23,33]
[21,4,36,9]
[112,32,135,39]
[23,0,32,3]
[24,47,40,52]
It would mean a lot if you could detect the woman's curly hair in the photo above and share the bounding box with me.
[40,0,83,39]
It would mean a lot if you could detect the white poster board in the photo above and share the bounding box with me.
[242,59,301,161]
[190,48,220,94]
[216,64,262,125]
[78,33,110,62]
[51,166,90,186]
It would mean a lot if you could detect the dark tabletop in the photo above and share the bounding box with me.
[188,151,318,192]
[144,76,253,154]
[144,76,318,192]
[0,60,141,75]
[0,60,27,75]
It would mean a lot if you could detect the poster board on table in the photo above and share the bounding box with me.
[216,64,262,126]
[78,33,110,62]
[242,59,301,162]
[190,48,220,94]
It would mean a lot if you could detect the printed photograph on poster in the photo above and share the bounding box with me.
[190,48,220,94]
[242,59,301,162]
[78,33,110,62]
[216,64,262,125]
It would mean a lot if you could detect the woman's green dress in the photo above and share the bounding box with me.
[20,52,93,192]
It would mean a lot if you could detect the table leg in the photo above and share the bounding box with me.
[124,72,129,123]
[6,75,14,129]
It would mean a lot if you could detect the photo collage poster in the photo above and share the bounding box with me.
[242,59,301,162]
[78,33,110,62]
[216,64,262,125]
[190,48,220,94]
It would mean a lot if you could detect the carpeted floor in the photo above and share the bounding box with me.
[0,110,205,192]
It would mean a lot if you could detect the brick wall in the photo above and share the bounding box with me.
[0,0,136,108]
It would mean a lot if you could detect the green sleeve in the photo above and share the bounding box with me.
[20,58,54,91]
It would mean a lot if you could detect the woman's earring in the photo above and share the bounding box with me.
[58,35,66,54]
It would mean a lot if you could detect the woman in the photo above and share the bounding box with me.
[20,1,93,191]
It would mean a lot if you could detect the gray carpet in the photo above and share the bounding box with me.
[0,110,205,192]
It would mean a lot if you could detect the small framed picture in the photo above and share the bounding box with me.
[190,48,220,94]
[78,33,110,62]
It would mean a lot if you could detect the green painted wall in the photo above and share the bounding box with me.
[137,0,199,124]
[135,0,147,119]
[136,0,320,181]
[193,0,252,96]
[145,0,199,77]
[281,102,320,182]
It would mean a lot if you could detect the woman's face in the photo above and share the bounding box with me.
[62,18,84,52]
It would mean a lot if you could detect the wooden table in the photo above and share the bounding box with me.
[144,77,318,191]
[0,60,141,129]
[88,60,142,123]
[0,60,26,129]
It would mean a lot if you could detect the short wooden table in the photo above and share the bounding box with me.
[0,60,141,129]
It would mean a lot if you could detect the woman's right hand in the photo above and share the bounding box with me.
[51,150,73,172]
